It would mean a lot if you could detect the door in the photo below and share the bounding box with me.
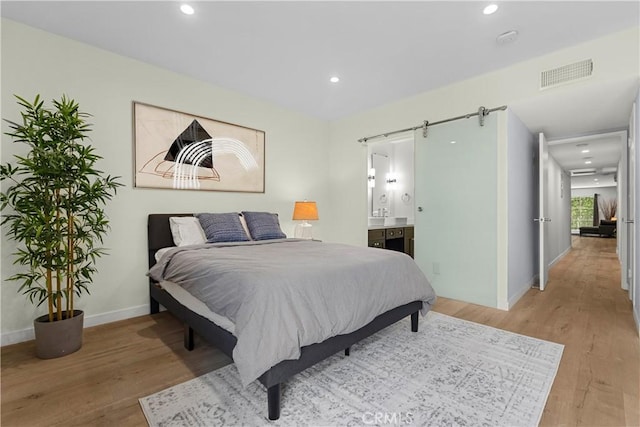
[414,115,499,307]
[628,102,636,300]
[537,132,550,291]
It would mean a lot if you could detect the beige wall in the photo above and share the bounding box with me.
[1,19,330,343]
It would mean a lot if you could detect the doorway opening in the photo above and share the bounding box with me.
[548,130,627,289]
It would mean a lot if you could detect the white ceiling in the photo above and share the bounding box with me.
[548,131,626,188]
[549,132,624,171]
[2,1,639,177]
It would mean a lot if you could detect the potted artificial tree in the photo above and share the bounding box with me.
[1,95,122,358]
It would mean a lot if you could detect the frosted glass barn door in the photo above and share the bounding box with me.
[414,115,498,307]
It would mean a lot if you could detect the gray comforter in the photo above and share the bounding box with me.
[149,239,436,386]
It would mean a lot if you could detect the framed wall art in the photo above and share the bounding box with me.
[133,102,265,192]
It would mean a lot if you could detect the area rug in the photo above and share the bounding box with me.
[139,311,563,426]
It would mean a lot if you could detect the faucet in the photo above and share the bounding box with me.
[382,208,389,217]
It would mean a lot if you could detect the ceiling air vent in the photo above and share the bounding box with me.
[540,59,593,90]
[570,168,596,177]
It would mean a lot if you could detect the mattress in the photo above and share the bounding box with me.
[159,280,236,335]
[150,239,436,386]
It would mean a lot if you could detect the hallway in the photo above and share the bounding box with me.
[435,236,640,426]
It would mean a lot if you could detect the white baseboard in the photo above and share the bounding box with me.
[550,246,571,268]
[518,246,571,300]
[1,304,149,347]
[507,276,537,309]
[496,300,509,311]
[1,328,36,347]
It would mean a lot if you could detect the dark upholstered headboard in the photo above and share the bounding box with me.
[147,213,193,268]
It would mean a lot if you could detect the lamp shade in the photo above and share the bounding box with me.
[292,201,319,221]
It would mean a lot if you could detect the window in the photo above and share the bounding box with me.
[571,196,594,229]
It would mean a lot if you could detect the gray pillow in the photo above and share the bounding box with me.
[196,213,250,243]
[241,211,287,240]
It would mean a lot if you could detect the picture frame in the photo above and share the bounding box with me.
[133,102,265,193]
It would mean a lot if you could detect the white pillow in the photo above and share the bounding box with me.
[238,213,253,241]
[169,216,207,247]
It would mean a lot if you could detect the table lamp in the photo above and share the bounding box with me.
[292,201,319,239]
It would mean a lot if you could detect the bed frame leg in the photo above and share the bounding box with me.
[267,383,281,420]
[411,311,419,332]
[344,347,350,356]
[184,324,194,351]
[150,296,160,314]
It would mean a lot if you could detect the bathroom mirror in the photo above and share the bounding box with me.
[366,133,415,224]
[371,153,390,216]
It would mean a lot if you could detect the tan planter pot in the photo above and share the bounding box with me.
[33,310,84,359]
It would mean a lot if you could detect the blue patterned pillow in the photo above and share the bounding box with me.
[241,211,287,240]
[196,213,250,243]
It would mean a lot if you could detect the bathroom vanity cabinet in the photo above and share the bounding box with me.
[367,226,414,258]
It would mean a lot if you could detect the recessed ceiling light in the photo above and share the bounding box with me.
[585,160,592,164]
[330,76,340,83]
[581,149,590,153]
[180,4,194,15]
[450,141,457,144]
[483,4,498,15]
[594,178,599,181]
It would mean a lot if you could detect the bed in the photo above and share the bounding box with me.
[147,213,436,420]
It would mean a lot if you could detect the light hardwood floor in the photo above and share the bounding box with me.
[2,236,638,426]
